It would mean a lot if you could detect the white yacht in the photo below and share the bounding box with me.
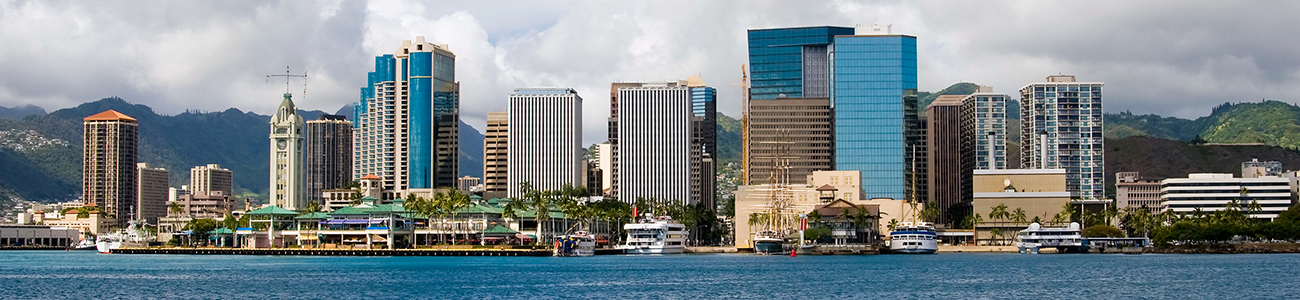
[618,216,688,254]
[887,222,938,254]
[753,230,786,254]
[554,231,596,257]
[1015,222,1082,254]
[96,219,154,254]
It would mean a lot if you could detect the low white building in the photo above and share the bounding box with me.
[1160,173,1292,220]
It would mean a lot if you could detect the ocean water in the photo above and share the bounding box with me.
[1,251,1297,299]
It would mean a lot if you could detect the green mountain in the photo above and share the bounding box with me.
[716,112,742,164]
[0,97,337,202]
[917,82,979,111]
[1104,135,1300,196]
[1104,100,1300,148]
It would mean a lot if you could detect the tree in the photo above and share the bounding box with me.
[1011,208,1028,226]
[184,218,218,246]
[168,202,184,217]
[990,204,1009,228]
[443,188,472,245]
[806,210,823,227]
[988,228,1002,246]
[305,201,321,214]
[920,203,940,223]
[1082,225,1125,238]
[1190,134,1207,145]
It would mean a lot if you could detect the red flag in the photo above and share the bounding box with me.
[633,206,638,218]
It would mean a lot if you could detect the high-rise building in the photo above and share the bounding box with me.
[691,85,718,210]
[1115,172,1161,211]
[1161,173,1291,219]
[1019,75,1104,199]
[483,112,509,198]
[270,93,305,210]
[354,36,460,195]
[83,110,138,226]
[613,77,713,206]
[190,164,233,199]
[745,97,833,185]
[136,163,168,224]
[832,25,919,200]
[961,86,1010,170]
[1242,158,1282,178]
[926,95,968,226]
[305,114,353,207]
[746,26,855,99]
[596,142,613,195]
[507,88,583,198]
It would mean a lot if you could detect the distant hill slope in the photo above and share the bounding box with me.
[917,82,979,111]
[1105,100,1300,148]
[717,112,741,164]
[0,104,47,119]
[0,97,334,202]
[1103,135,1300,196]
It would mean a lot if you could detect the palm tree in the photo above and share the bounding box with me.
[886,218,899,231]
[305,201,321,214]
[988,228,1002,246]
[920,203,940,223]
[528,188,551,245]
[1011,208,1028,226]
[444,189,472,245]
[168,202,184,217]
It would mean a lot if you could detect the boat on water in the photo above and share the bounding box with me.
[617,215,688,254]
[1015,222,1082,254]
[97,220,154,254]
[553,231,596,257]
[887,222,938,254]
[71,238,97,250]
[753,230,786,254]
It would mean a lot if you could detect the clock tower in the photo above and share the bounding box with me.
[270,92,305,210]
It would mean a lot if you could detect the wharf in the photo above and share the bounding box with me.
[595,248,625,255]
[1,246,73,251]
[111,247,551,256]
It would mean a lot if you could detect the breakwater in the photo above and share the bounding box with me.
[111,247,551,256]
[1148,243,1300,254]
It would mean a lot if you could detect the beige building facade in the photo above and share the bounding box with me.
[734,170,903,247]
[1116,172,1162,211]
[483,111,508,199]
[82,110,138,227]
[972,169,1070,245]
[744,97,833,185]
[136,163,169,224]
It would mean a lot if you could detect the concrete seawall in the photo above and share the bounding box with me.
[111,247,552,256]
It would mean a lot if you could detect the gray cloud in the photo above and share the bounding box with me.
[1,0,1297,144]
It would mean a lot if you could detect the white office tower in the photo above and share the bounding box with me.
[615,79,700,206]
[1019,75,1104,199]
[507,88,583,198]
[270,93,305,210]
[961,86,1010,170]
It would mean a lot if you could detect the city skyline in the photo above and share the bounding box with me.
[2,1,1298,146]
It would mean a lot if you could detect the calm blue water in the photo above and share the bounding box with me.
[1,251,1297,299]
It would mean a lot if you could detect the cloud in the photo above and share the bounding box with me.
[1,0,1299,143]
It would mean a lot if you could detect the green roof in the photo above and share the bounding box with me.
[518,209,565,219]
[208,228,234,234]
[360,196,378,201]
[368,204,409,214]
[329,206,370,215]
[295,212,331,219]
[481,225,518,234]
[455,204,503,214]
[246,206,299,216]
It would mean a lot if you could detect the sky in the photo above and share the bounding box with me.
[2,0,1299,145]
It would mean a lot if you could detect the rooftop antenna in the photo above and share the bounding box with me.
[266,66,308,99]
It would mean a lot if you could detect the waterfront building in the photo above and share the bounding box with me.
[926,95,969,226]
[270,93,305,210]
[734,170,886,248]
[136,163,169,224]
[83,110,138,226]
[353,36,460,196]
[612,77,714,206]
[596,142,613,195]
[457,176,480,193]
[1242,158,1282,178]
[0,225,80,247]
[831,25,920,200]
[190,164,232,199]
[745,97,833,185]
[1019,75,1104,199]
[483,112,508,199]
[507,88,583,198]
[1115,172,1162,211]
[170,191,233,220]
[305,114,353,207]
[42,211,107,238]
[961,86,1010,170]
[971,169,1070,245]
[1160,173,1291,220]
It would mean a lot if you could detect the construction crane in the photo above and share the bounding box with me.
[266,66,308,99]
[729,65,751,185]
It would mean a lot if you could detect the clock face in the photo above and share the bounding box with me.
[277,139,287,150]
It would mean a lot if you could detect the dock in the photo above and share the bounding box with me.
[110,247,552,256]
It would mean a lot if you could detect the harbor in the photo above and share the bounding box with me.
[109,247,552,256]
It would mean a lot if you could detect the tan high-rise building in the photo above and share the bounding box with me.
[483,112,509,199]
[83,110,138,226]
[926,95,968,226]
[1115,172,1161,211]
[136,163,169,224]
[190,164,233,198]
[744,97,833,185]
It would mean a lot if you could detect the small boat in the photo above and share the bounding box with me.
[553,231,596,257]
[1015,222,1082,254]
[71,238,97,250]
[753,230,786,255]
[617,215,688,254]
[887,222,937,254]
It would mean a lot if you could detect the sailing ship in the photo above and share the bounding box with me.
[887,145,938,254]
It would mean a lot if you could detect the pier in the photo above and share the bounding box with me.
[111,247,552,256]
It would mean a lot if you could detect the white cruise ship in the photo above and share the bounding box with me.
[1015,222,1082,254]
[618,216,688,254]
[887,222,938,254]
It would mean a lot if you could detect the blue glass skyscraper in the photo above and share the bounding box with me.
[832,30,918,200]
[747,26,855,99]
